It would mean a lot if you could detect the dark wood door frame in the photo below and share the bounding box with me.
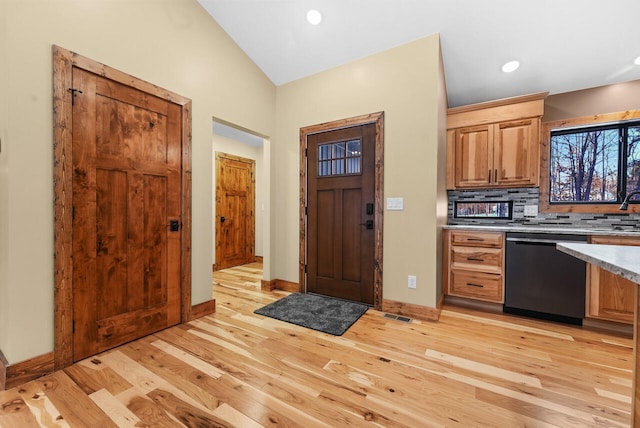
[52,45,193,370]
[300,112,384,310]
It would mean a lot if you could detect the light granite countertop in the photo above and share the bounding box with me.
[557,243,640,284]
[444,224,640,237]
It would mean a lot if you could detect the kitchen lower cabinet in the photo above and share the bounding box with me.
[586,235,640,324]
[444,230,504,303]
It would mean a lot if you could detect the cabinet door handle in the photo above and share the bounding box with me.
[467,257,484,262]
[494,169,498,183]
[466,282,484,288]
[466,238,484,242]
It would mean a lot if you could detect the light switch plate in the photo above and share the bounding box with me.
[387,197,404,210]
[408,275,417,289]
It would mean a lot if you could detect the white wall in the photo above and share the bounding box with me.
[211,133,265,261]
[274,35,448,308]
[0,0,275,364]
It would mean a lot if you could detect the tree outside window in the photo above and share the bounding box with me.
[549,122,640,204]
[627,126,640,195]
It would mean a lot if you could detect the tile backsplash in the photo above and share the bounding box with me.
[448,187,640,231]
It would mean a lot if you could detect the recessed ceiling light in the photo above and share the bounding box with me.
[306,9,322,25]
[501,60,520,73]
[634,56,640,66]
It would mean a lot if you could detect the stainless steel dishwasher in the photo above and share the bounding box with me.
[504,232,587,325]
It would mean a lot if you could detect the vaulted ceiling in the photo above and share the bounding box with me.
[197,0,640,107]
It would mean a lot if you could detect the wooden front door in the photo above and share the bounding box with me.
[215,153,255,269]
[306,123,376,305]
[71,67,182,361]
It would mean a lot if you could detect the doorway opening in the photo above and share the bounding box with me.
[300,112,384,309]
[211,119,270,281]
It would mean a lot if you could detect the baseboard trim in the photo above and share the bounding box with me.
[261,279,300,293]
[443,295,504,314]
[582,318,633,337]
[382,299,441,322]
[0,351,55,390]
[274,279,300,293]
[0,349,8,390]
[213,257,263,272]
[261,279,275,291]
[189,299,216,321]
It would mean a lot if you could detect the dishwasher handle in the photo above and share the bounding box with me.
[506,237,585,245]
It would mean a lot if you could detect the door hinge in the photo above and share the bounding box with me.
[305,206,308,215]
[67,88,83,106]
[305,265,307,273]
[72,320,75,333]
[305,148,308,157]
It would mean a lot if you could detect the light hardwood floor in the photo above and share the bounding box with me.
[0,262,634,427]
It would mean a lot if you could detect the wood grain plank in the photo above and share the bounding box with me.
[0,263,634,427]
[89,388,142,427]
[63,359,132,396]
[0,389,41,427]
[211,402,263,428]
[21,372,115,427]
[147,389,230,427]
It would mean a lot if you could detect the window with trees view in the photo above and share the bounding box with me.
[549,121,640,204]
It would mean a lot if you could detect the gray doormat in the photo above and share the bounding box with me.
[254,293,369,336]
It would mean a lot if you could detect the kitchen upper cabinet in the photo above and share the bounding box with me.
[447,93,547,190]
[454,125,492,188]
[586,235,640,325]
[495,119,540,186]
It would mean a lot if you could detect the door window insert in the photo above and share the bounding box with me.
[318,139,361,176]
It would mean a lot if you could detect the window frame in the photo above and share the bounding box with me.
[540,109,640,214]
[317,139,363,177]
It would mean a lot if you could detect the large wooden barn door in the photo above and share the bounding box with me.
[71,67,183,361]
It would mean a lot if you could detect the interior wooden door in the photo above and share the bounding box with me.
[215,152,255,270]
[307,124,375,305]
[71,67,182,361]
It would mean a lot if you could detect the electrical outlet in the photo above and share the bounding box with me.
[524,204,538,217]
[408,275,417,289]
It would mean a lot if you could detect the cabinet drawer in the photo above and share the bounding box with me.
[450,231,503,248]
[451,246,502,273]
[450,270,503,302]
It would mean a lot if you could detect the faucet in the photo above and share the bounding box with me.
[619,191,640,210]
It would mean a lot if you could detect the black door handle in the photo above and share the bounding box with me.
[360,220,374,229]
[220,216,226,223]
